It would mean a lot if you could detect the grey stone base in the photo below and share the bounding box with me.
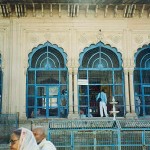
[125,112,138,119]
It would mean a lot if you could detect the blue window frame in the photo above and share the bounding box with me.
[78,42,125,117]
[26,42,68,118]
[134,45,150,116]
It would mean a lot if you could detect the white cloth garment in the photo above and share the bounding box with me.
[19,128,39,150]
[38,138,56,150]
[99,101,108,117]
[97,91,108,117]
[135,95,141,115]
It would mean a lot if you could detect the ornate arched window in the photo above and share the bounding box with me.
[134,45,150,116]
[26,42,68,118]
[78,42,125,117]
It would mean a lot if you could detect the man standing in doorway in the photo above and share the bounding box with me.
[96,89,108,117]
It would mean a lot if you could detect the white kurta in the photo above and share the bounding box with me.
[38,138,56,150]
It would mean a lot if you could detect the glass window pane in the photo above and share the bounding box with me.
[88,71,112,84]
[60,86,67,106]
[134,85,141,94]
[36,71,59,84]
[49,108,58,116]
[37,87,45,96]
[31,47,46,68]
[60,71,67,84]
[27,97,35,106]
[78,70,87,79]
[115,96,124,105]
[37,98,43,107]
[28,108,34,118]
[115,85,123,95]
[49,87,58,96]
[48,98,58,107]
[28,71,35,84]
[28,86,35,96]
[41,98,46,108]
[79,85,88,95]
[60,86,67,95]
[142,70,150,84]
[79,96,88,106]
[114,71,123,84]
[134,70,140,83]
[88,71,100,84]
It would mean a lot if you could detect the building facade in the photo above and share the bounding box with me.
[0,0,150,119]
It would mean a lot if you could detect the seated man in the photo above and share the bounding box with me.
[32,126,56,150]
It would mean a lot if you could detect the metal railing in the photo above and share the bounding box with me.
[0,114,18,144]
[48,119,150,150]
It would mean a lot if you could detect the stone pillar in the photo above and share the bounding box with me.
[127,69,137,118]
[124,69,130,114]
[73,67,79,118]
[68,68,73,117]
[129,69,135,113]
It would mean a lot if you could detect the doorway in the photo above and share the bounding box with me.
[34,86,59,118]
[89,85,112,117]
[141,85,150,116]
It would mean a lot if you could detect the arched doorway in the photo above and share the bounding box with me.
[26,42,68,118]
[78,42,125,117]
[134,44,150,116]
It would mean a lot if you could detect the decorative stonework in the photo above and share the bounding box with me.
[79,32,89,45]
[134,35,144,44]
[72,59,79,68]
[95,31,104,42]
[44,33,51,39]
[107,34,121,44]
[30,34,39,44]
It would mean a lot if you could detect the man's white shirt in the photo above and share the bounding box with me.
[38,138,56,150]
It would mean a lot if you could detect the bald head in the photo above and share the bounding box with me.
[32,126,46,143]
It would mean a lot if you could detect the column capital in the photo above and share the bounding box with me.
[73,68,78,75]
[124,69,129,75]
[129,68,134,75]
[68,68,73,75]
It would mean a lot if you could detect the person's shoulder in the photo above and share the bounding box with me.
[42,140,56,149]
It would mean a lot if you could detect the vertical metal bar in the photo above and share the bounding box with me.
[71,131,74,150]
[117,129,121,150]
[93,131,96,150]
[142,130,145,146]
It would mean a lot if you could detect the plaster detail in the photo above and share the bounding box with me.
[0,14,150,118]
[77,30,123,54]
[134,34,144,44]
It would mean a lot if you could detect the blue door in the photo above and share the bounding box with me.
[36,86,59,118]
[142,85,150,116]
[26,42,68,118]
[134,44,150,117]
[78,42,125,117]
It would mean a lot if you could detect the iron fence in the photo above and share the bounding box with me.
[0,114,18,144]
[48,119,150,150]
